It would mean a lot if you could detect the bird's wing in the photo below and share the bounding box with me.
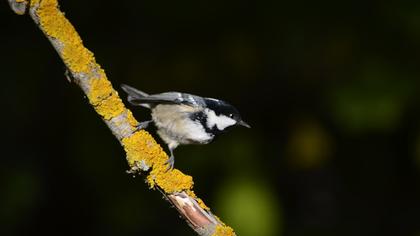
[121,84,206,107]
[129,92,206,107]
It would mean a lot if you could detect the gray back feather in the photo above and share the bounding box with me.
[121,84,206,108]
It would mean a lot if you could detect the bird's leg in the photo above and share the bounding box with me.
[136,120,152,130]
[166,148,175,171]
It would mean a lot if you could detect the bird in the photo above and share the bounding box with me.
[120,84,250,169]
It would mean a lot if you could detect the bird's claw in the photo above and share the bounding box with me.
[136,120,152,131]
[165,155,175,171]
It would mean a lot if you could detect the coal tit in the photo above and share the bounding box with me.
[121,84,250,169]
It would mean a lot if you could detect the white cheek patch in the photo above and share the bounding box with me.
[206,109,237,130]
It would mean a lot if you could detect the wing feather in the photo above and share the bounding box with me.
[121,84,206,108]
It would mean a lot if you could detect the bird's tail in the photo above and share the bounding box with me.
[120,84,150,108]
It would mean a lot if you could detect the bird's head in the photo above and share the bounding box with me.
[204,98,250,132]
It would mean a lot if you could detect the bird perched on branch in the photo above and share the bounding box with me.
[121,84,250,170]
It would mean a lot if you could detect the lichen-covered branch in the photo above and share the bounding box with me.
[8,1,235,235]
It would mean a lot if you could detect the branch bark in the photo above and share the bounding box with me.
[8,1,236,235]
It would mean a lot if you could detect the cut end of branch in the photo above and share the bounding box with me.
[8,0,28,15]
[168,193,217,234]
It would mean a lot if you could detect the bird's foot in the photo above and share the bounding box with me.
[165,154,175,171]
[136,120,152,131]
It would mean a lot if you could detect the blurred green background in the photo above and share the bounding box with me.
[1,0,420,235]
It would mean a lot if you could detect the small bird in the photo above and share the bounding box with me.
[121,84,250,169]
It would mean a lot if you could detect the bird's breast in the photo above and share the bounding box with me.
[151,105,214,145]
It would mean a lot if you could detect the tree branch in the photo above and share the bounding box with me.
[8,1,236,235]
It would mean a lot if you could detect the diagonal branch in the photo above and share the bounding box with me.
[8,0,236,235]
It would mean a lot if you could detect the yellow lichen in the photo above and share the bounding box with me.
[87,78,125,120]
[212,225,236,236]
[122,131,194,193]
[33,0,95,73]
[88,78,110,100]
[16,0,27,3]
[88,77,113,104]
[94,93,125,120]
[149,168,193,193]
[185,190,210,211]
[195,197,210,211]
[30,0,40,7]
[126,110,139,128]
[33,0,123,120]
[122,130,167,167]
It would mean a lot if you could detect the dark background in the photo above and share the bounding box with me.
[1,1,420,236]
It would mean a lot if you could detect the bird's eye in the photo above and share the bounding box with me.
[229,113,234,118]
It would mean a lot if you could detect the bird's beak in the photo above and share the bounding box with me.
[237,120,251,128]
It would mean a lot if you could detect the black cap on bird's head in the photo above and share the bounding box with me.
[204,98,250,129]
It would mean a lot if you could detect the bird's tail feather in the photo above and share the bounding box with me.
[120,84,151,108]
